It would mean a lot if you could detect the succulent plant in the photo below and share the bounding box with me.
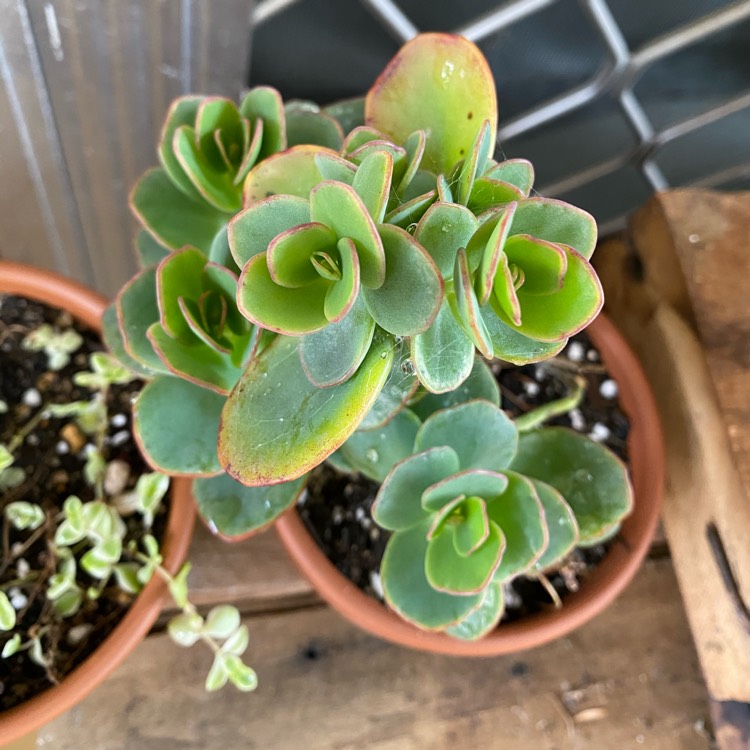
[365,399,632,638]
[110,31,611,544]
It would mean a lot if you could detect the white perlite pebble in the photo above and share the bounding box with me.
[523,381,540,397]
[586,348,599,361]
[599,379,619,399]
[110,430,130,447]
[67,623,93,646]
[589,422,611,442]
[11,591,28,610]
[111,413,128,428]
[569,408,586,432]
[369,571,384,600]
[22,388,42,407]
[17,558,30,578]
[354,507,366,522]
[104,459,131,496]
[55,440,70,455]
[567,341,585,362]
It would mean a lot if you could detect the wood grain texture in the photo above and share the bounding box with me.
[594,192,750,709]
[42,559,710,750]
[168,523,317,617]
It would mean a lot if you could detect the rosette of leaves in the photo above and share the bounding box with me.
[363,399,633,638]
[216,33,606,488]
[130,88,289,260]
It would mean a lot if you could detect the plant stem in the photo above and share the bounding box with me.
[515,376,586,433]
[6,405,48,454]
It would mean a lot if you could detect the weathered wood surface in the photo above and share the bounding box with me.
[42,558,711,750]
[595,192,750,706]
[173,523,317,616]
[0,0,253,297]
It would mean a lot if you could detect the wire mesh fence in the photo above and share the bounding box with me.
[251,0,750,234]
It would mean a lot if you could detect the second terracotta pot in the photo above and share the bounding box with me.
[275,312,664,656]
[0,261,196,744]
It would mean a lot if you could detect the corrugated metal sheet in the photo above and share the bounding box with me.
[0,0,253,296]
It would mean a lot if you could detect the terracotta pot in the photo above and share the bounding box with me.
[0,261,195,743]
[275,312,664,656]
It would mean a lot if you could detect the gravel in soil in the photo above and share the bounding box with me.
[0,294,166,712]
[299,330,629,622]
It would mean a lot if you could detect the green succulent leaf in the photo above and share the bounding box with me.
[362,225,442,336]
[314,151,357,184]
[323,238,360,323]
[485,472,547,581]
[456,119,493,206]
[158,95,204,201]
[475,202,517,305]
[510,427,633,543]
[157,247,206,338]
[511,198,597,260]
[173,125,242,213]
[310,180,385,289]
[285,105,344,150]
[203,605,241,640]
[372,446,460,531]
[528,479,579,572]
[383,190,438,228]
[426,518,504,594]
[453,496,490,556]
[352,150,393,223]
[339,408,421,483]
[115,267,170,374]
[414,201,478,279]
[240,85,286,159]
[445,581,504,640]
[147,323,243,395]
[451,249,493,358]
[492,243,603,343]
[467,178,524,214]
[422,469,509,513]
[229,195,310,268]
[193,471,305,538]
[243,145,332,205]
[358,344,419,430]
[410,356,499,421]
[415,400,518,472]
[366,33,497,175]
[411,300,474,394]
[238,253,329,335]
[381,519,482,630]
[219,333,393,485]
[299,294,375,388]
[484,159,534,196]
[131,168,227,255]
[102,304,155,379]
[0,592,16,631]
[135,229,171,268]
[323,96,366,133]
[133,376,224,476]
[480,304,566,364]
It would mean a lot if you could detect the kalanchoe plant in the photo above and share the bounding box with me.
[345,386,633,638]
[110,32,608,545]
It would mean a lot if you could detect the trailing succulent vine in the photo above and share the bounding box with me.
[109,33,631,640]
[0,341,254,692]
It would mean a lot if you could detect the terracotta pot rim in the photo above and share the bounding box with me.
[0,261,196,742]
[275,311,664,656]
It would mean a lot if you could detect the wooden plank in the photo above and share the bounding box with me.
[41,558,711,750]
[647,191,750,530]
[594,197,750,746]
[172,523,317,617]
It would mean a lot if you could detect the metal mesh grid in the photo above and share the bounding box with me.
[251,0,750,234]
